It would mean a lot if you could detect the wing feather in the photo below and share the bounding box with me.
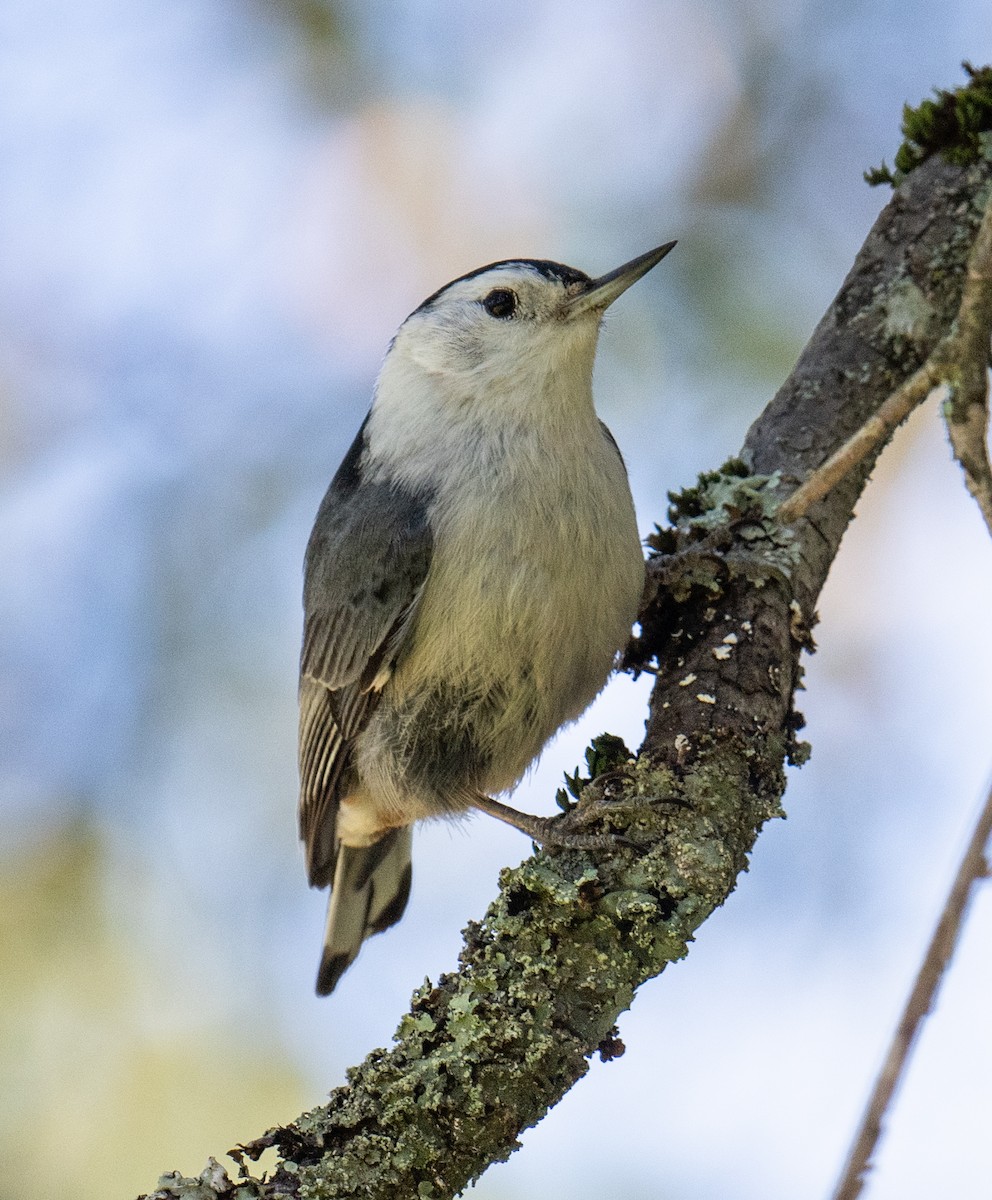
[298,426,433,886]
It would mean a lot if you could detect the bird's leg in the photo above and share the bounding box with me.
[471,793,621,852]
[471,794,550,838]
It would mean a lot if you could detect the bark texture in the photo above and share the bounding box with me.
[143,149,992,1200]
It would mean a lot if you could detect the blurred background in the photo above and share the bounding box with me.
[1,2,991,1197]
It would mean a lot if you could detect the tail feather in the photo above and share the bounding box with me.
[316,827,413,996]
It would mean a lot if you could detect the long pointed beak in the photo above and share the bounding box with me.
[565,241,677,317]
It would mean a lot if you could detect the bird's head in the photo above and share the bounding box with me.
[386,243,676,398]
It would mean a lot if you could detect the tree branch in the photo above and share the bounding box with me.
[142,150,992,1200]
[779,192,992,525]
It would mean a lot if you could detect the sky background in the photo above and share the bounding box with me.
[1,2,991,1198]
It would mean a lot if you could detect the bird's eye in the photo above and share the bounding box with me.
[482,288,518,319]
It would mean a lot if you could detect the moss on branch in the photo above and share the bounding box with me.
[866,62,992,186]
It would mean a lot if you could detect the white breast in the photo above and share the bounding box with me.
[391,412,643,792]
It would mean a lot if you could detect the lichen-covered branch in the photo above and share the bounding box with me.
[778,190,992,526]
[142,80,992,1200]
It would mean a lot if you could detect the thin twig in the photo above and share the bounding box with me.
[781,195,992,526]
[778,361,942,522]
[946,400,992,534]
[943,197,992,536]
[830,779,992,1200]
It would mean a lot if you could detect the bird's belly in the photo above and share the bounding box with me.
[353,476,644,822]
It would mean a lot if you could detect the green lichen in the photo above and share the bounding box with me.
[658,461,798,583]
[663,457,752,524]
[666,462,781,531]
[556,732,635,810]
[880,277,936,345]
[787,738,812,767]
[140,1158,262,1200]
[866,62,992,187]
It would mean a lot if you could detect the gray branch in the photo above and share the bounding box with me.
[142,150,992,1200]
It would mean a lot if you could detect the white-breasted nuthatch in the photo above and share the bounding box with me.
[299,242,675,994]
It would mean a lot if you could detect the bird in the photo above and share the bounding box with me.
[298,241,675,995]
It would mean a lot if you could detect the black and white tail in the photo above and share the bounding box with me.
[315,827,413,996]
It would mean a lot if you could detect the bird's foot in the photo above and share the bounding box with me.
[471,793,627,853]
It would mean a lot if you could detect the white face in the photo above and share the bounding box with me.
[392,260,604,389]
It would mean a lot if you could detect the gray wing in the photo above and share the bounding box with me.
[598,419,628,470]
[299,423,433,886]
